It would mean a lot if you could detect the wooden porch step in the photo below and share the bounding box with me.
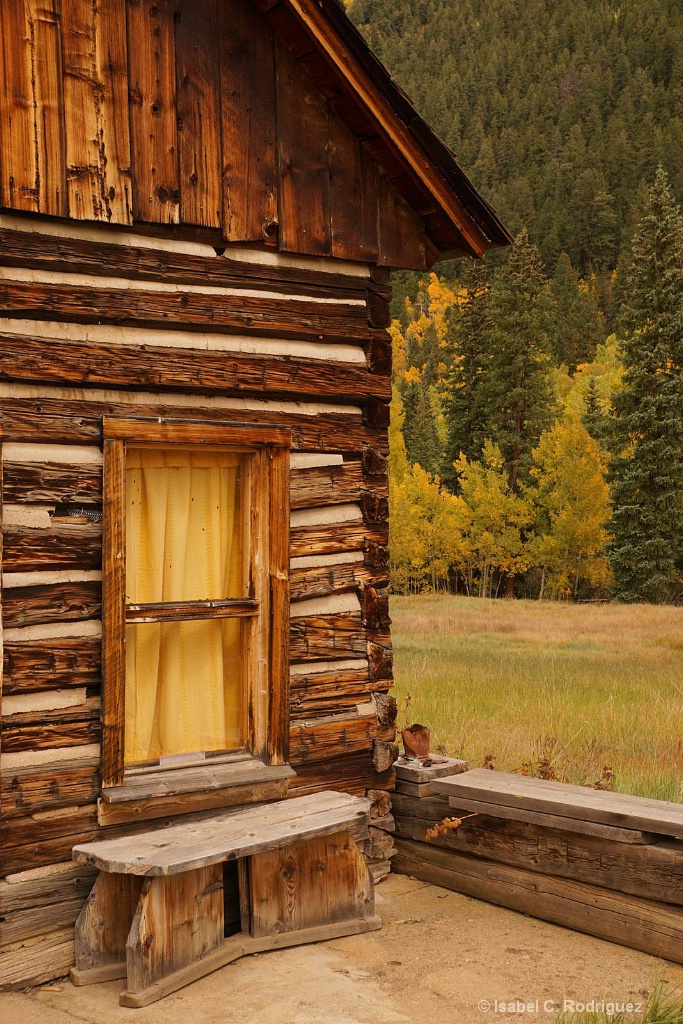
[432,769,683,839]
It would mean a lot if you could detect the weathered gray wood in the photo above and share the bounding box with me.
[394,757,467,784]
[102,762,294,804]
[117,916,382,1008]
[73,792,370,876]
[249,830,373,935]
[73,872,144,971]
[125,866,224,994]
[391,792,683,905]
[372,740,399,773]
[394,780,434,798]
[0,863,96,915]
[0,927,75,989]
[97,780,291,828]
[393,838,683,965]
[432,769,683,838]
[437,794,659,845]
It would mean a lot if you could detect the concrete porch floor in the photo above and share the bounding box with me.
[3,872,683,1024]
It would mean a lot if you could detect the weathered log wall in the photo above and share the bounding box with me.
[0,214,396,986]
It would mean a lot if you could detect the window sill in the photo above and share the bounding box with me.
[98,760,295,827]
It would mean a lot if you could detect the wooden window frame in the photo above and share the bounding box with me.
[101,417,291,791]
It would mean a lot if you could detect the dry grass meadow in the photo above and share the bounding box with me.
[390,595,683,801]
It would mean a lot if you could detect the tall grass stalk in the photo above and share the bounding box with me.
[555,980,683,1022]
[391,596,683,800]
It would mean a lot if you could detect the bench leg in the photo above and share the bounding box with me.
[120,863,223,1006]
[248,831,377,936]
[70,873,144,985]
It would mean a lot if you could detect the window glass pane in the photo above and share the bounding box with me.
[124,618,243,765]
[125,448,247,603]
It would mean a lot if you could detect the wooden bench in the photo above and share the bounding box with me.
[391,768,683,964]
[430,768,683,840]
[70,791,381,1007]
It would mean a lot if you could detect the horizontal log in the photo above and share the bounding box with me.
[1,758,101,819]
[290,665,374,696]
[0,805,100,875]
[391,793,683,906]
[289,714,376,765]
[0,333,390,403]
[2,461,102,504]
[2,581,101,629]
[290,667,388,715]
[1,799,262,875]
[1,700,102,753]
[3,637,102,694]
[96,778,289,828]
[2,523,102,572]
[290,522,387,559]
[0,862,97,916]
[289,612,367,662]
[0,891,88,947]
[0,397,387,454]
[288,751,395,798]
[392,838,683,965]
[0,927,76,989]
[289,559,384,601]
[289,462,364,510]
[0,227,371,300]
[0,280,377,344]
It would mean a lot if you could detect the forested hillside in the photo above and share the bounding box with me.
[348,0,683,603]
[349,0,683,279]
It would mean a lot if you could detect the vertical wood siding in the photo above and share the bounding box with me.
[0,0,428,267]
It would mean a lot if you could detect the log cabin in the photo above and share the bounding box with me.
[0,0,510,992]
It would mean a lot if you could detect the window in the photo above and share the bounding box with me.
[101,418,291,798]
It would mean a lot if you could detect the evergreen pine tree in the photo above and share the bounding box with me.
[609,168,683,603]
[582,375,612,450]
[403,375,442,475]
[441,258,491,488]
[483,230,558,495]
[551,253,605,371]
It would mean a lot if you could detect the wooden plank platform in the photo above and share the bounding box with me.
[432,769,683,839]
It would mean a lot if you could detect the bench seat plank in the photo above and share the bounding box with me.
[73,792,370,876]
[432,769,683,838]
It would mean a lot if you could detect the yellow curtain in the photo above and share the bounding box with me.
[124,449,245,766]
